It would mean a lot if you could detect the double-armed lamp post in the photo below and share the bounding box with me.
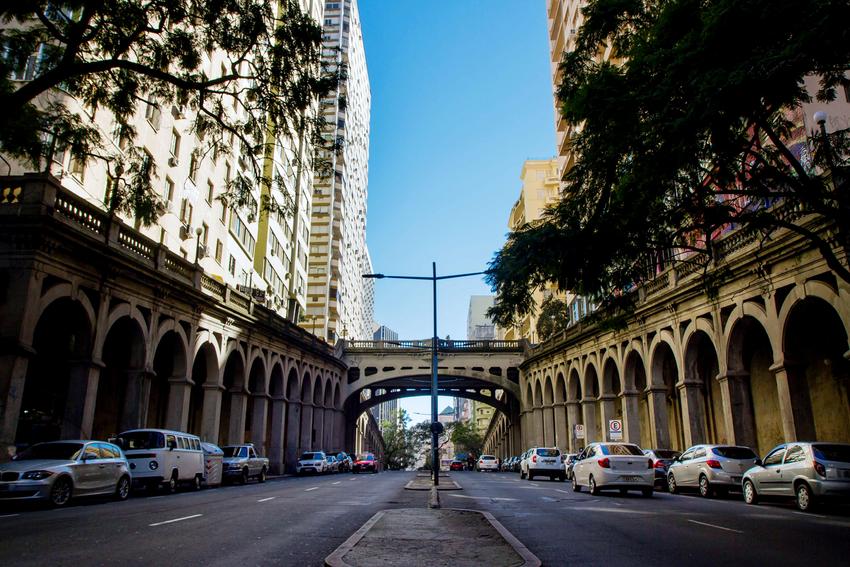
[363,263,486,486]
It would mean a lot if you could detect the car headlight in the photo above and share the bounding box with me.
[149,461,159,470]
[22,470,54,480]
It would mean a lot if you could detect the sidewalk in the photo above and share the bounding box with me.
[404,473,462,491]
[325,508,540,567]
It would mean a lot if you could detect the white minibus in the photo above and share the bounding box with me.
[116,429,204,492]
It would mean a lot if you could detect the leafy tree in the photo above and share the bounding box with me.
[535,296,570,341]
[449,419,484,457]
[409,419,454,470]
[0,0,339,224]
[487,0,850,326]
[380,409,416,471]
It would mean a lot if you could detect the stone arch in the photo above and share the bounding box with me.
[683,329,724,445]
[148,326,189,430]
[29,282,96,346]
[555,372,567,403]
[245,355,268,451]
[95,303,149,361]
[602,357,621,397]
[650,338,684,450]
[188,338,219,438]
[567,368,582,402]
[624,349,649,447]
[218,347,247,445]
[284,366,301,473]
[333,382,341,410]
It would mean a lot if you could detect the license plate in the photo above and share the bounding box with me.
[544,459,555,464]
[620,475,641,482]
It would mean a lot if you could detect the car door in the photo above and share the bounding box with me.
[688,447,707,485]
[93,443,123,493]
[248,446,258,475]
[779,445,806,496]
[755,446,786,495]
[74,443,103,494]
[673,448,695,485]
[575,446,594,485]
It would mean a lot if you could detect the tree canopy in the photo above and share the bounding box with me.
[380,409,416,471]
[487,0,850,327]
[449,419,484,457]
[0,0,337,224]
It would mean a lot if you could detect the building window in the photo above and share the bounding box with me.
[164,177,174,203]
[215,240,223,263]
[219,201,228,224]
[179,198,193,225]
[206,180,214,204]
[188,152,199,181]
[69,154,85,182]
[229,213,256,255]
[145,102,161,130]
[228,255,236,275]
[170,129,181,158]
[201,223,209,246]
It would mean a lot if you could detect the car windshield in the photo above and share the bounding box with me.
[654,450,681,459]
[536,448,560,457]
[222,447,247,458]
[358,455,374,461]
[119,431,164,450]
[600,444,643,456]
[813,444,850,463]
[16,442,84,460]
[300,453,320,460]
[712,446,757,459]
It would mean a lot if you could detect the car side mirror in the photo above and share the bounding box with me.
[755,458,763,467]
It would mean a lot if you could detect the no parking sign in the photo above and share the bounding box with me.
[574,424,585,439]
[608,419,623,441]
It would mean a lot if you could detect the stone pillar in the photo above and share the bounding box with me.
[543,404,555,446]
[312,407,324,450]
[285,401,301,473]
[646,387,670,449]
[61,360,102,439]
[165,375,192,432]
[566,401,581,452]
[0,352,31,453]
[519,410,530,450]
[250,395,269,454]
[227,391,247,445]
[581,399,600,443]
[678,381,707,446]
[201,383,223,444]
[621,391,641,444]
[553,403,568,450]
[323,409,335,450]
[717,371,757,448]
[598,395,617,441]
[300,403,314,453]
[771,362,816,442]
[121,369,152,432]
[532,406,544,446]
[268,399,286,474]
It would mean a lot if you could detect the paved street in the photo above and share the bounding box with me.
[445,472,850,566]
[0,472,423,567]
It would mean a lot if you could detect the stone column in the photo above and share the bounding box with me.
[553,403,568,450]
[312,407,324,451]
[519,410,530,450]
[121,369,152,432]
[770,362,816,442]
[717,371,756,448]
[201,383,223,444]
[227,391,247,445]
[250,395,269,454]
[285,401,301,473]
[62,360,102,439]
[565,401,581,452]
[678,381,707,446]
[300,403,314,453]
[165,375,192,432]
[598,395,618,441]
[268,398,286,474]
[323,409,335,450]
[621,390,641,444]
[533,407,544,446]
[646,387,670,449]
[581,399,600,443]
[0,352,31,454]
[542,404,555,446]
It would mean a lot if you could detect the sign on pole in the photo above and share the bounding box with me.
[574,424,585,440]
[608,419,623,441]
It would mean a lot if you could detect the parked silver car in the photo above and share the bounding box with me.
[667,444,759,497]
[743,442,850,512]
[521,447,566,481]
[0,441,131,507]
[571,442,654,496]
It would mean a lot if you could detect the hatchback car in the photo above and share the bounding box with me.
[325,454,339,473]
[296,451,327,475]
[571,442,654,496]
[667,444,759,497]
[643,449,681,490]
[563,453,578,481]
[0,440,131,507]
[450,460,465,471]
[477,455,499,472]
[352,453,379,473]
[743,442,850,512]
[335,452,352,473]
[521,447,566,481]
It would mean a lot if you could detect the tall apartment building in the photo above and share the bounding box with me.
[306,0,373,342]
[3,1,324,323]
[467,296,496,340]
[373,324,399,341]
[371,398,399,434]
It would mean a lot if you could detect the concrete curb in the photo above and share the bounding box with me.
[404,479,462,491]
[324,507,541,567]
[428,486,440,509]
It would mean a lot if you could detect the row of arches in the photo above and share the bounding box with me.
[517,286,850,458]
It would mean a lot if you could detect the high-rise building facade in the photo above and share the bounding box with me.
[467,296,496,340]
[373,324,399,341]
[306,0,373,342]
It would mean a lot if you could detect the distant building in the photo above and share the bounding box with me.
[373,325,399,341]
[467,296,496,340]
[371,398,399,434]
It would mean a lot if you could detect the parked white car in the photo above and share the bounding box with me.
[571,442,654,496]
[477,455,500,471]
[521,447,566,481]
[296,452,327,475]
[117,429,204,492]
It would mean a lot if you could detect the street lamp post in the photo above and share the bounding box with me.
[363,262,486,486]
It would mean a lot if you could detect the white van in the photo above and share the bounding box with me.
[117,429,205,492]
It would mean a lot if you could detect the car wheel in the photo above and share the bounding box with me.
[520,470,526,479]
[528,473,534,481]
[642,488,653,498]
[166,471,178,493]
[795,482,815,512]
[667,473,678,494]
[115,475,131,501]
[572,476,581,492]
[698,475,713,498]
[240,468,249,485]
[589,475,598,495]
[259,467,267,483]
[192,474,202,491]
[743,480,758,505]
[49,476,73,507]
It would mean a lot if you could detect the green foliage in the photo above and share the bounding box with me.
[535,296,571,341]
[449,419,484,456]
[488,0,850,327]
[0,0,339,225]
[379,409,416,471]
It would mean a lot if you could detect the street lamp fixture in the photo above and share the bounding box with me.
[363,263,486,486]
[194,226,203,266]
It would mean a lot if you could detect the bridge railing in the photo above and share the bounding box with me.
[345,339,524,352]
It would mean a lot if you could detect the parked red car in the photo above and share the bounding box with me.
[352,453,380,473]
[450,460,465,471]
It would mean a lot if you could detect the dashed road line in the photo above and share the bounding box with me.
[257,497,276,502]
[0,514,20,519]
[555,489,571,494]
[687,519,743,534]
[332,481,341,485]
[149,514,203,527]
[448,494,518,502]
[305,487,319,492]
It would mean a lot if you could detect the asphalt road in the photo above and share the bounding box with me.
[446,471,850,566]
[0,471,424,566]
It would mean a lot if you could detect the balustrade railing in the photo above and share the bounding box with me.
[346,339,524,352]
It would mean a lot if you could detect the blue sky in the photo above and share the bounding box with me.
[358,1,555,419]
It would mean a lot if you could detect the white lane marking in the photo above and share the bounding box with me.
[512,479,520,482]
[530,483,539,487]
[793,511,828,519]
[305,487,319,492]
[349,477,357,481]
[541,496,557,502]
[148,496,164,500]
[149,514,203,527]
[0,514,20,519]
[257,497,276,502]
[332,481,341,485]
[687,519,743,534]
[572,506,654,515]
[555,489,571,494]
[448,494,517,502]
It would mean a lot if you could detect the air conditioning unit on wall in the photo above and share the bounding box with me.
[179,223,191,240]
